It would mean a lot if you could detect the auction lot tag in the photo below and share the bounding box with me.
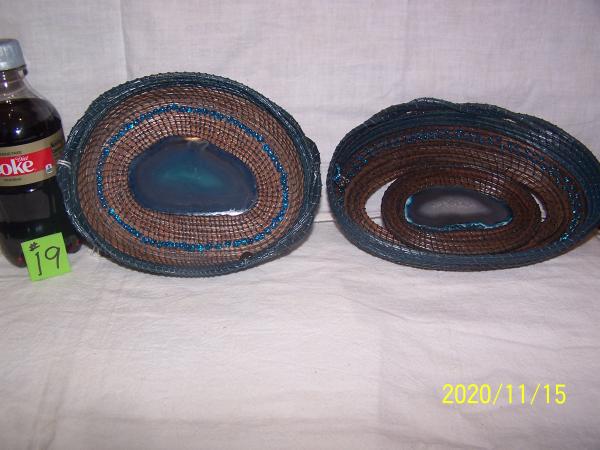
[21,232,71,281]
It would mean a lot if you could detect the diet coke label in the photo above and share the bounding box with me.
[0,156,36,176]
[0,130,64,187]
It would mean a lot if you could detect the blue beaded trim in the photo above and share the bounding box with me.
[333,128,582,241]
[96,103,288,252]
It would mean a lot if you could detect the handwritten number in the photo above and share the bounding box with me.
[45,245,61,270]
[31,245,61,276]
[34,252,42,276]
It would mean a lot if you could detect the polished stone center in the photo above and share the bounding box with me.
[405,186,512,230]
[129,136,257,215]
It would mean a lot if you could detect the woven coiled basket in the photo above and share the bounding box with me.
[58,73,320,276]
[327,98,600,271]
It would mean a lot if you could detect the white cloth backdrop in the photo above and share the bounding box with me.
[1,1,600,449]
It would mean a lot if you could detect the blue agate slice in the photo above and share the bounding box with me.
[129,136,257,215]
[405,186,512,231]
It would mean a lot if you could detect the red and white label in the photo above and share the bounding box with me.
[0,130,64,187]
[0,147,55,177]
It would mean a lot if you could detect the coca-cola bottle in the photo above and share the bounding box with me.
[0,38,81,267]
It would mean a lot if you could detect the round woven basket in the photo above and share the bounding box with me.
[327,98,600,271]
[58,72,320,276]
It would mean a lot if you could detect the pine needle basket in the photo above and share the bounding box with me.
[327,98,600,271]
[58,73,321,276]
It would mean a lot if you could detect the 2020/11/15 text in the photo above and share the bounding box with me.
[442,384,566,406]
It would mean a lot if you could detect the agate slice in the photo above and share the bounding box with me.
[129,136,257,215]
[405,186,512,231]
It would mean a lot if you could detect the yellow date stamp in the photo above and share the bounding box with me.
[442,383,567,406]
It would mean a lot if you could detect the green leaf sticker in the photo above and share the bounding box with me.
[20,232,71,281]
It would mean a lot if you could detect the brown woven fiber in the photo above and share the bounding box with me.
[59,73,321,276]
[327,98,600,271]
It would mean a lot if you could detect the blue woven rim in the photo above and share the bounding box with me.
[327,98,600,271]
[58,72,321,276]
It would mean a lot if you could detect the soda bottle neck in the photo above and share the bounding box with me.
[0,66,40,100]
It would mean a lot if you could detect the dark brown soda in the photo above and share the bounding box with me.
[0,98,81,267]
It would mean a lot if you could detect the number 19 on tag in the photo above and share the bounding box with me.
[21,232,71,281]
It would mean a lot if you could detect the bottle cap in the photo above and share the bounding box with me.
[0,39,26,71]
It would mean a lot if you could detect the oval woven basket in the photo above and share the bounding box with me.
[327,98,600,271]
[58,72,320,276]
